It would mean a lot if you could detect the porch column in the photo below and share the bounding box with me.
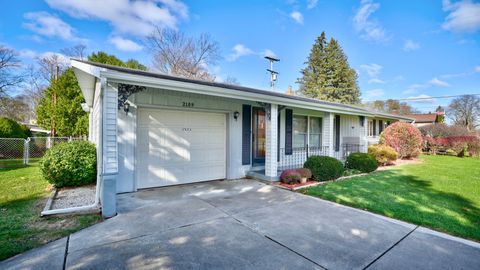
[323,112,334,157]
[265,104,278,178]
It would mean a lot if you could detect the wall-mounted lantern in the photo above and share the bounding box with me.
[233,111,240,121]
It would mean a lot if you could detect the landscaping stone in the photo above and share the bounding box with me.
[51,184,95,209]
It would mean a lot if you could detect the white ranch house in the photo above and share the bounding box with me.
[72,60,412,217]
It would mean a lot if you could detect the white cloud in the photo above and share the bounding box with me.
[307,0,319,9]
[475,66,480,73]
[226,44,255,61]
[23,11,75,40]
[109,36,143,52]
[368,78,386,84]
[429,77,451,87]
[403,39,420,51]
[290,11,304,24]
[353,0,389,42]
[360,63,382,78]
[45,0,188,37]
[402,83,426,94]
[365,89,385,98]
[407,94,436,103]
[18,49,37,59]
[442,0,480,33]
[262,49,277,58]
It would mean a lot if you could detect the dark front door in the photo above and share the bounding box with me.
[252,107,266,165]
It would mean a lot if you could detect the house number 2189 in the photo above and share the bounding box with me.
[182,102,194,107]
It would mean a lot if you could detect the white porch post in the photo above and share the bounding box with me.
[323,112,334,157]
[265,104,278,178]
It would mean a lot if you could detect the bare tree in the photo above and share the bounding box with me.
[146,27,220,81]
[61,44,87,60]
[0,95,30,122]
[448,95,480,131]
[0,45,23,95]
[224,76,240,85]
[36,53,68,83]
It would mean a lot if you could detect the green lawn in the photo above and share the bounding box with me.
[303,155,480,242]
[0,164,102,261]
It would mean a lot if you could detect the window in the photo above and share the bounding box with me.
[293,115,323,148]
[368,120,374,136]
[309,117,322,147]
[293,115,307,147]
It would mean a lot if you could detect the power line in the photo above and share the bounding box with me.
[370,93,480,102]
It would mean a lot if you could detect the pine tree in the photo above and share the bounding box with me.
[298,32,360,104]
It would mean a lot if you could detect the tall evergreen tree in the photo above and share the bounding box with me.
[36,69,88,136]
[298,32,360,104]
[88,51,147,71]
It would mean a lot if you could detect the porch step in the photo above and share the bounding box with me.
[246,170,280,182]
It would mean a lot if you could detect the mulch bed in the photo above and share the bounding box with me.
[275,180,320,191]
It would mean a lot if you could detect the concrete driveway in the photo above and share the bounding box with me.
[2,179,480,270]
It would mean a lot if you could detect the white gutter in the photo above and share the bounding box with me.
[41,78,104,216]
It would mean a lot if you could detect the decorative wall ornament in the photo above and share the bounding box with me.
[117,83,146,113]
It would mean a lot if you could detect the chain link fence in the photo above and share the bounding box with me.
[0,137,86,169]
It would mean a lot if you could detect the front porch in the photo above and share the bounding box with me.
[247,143,364,181]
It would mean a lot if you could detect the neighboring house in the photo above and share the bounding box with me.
[71,60,413,217]
[404,112,445,127]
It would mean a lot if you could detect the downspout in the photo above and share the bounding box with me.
[41,78,105,216]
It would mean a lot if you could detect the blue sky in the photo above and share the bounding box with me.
[1,0,479,112]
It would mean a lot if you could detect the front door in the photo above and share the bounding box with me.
[252,107,266,165]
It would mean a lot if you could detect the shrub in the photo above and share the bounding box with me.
[40,141,97,188]
[296,168,312,179]
[0,117,29,138]
[382,122,423,159]
[343,169,362,177]
[304,156,344,182]
[467,138,480,157]
[345,152,378,173]
[368,144,398,165]
[279,169,301,184]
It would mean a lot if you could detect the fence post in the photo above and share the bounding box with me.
[24,138,30,165]
[306,144,309,159]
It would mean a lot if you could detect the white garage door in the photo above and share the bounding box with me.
[137,108,226,188]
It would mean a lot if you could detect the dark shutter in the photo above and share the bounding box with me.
[242,105,251,165]
[379,120,384,133]
[277,112,281,162]
[335,115,340,152]
[373,119,377,135]
[285,109,293,155]
[359,116,365,127]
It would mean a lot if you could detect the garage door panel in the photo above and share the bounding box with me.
[137,109,226,189]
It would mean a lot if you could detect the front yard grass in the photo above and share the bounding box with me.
[0,164,102,261]
[302,155,480,241]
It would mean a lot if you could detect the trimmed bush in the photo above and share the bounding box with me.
[296,168,312,179]
[0,117,29,138]
[368,144,398,165]
[304,156,344,182]
[381,122,423,159]
[40,141,96,188]
[345,152,378,173]
[279,169,301,184]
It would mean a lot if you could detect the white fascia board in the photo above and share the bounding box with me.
[101,70,376,117]
[71,60,103,107]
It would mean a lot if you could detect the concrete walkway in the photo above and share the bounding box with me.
[2,179,480,269]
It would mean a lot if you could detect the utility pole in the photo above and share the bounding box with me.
[265,56,279,90]
[51,65,59,137]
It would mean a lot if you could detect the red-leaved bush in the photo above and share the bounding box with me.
[423,135,480,157]
[381,122,422,159]
[279,169,301,184]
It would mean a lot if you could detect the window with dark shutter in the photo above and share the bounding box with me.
[379,120,384,133]
[373,119,377,135]
[242,105,251,165]
[285,109,293,155]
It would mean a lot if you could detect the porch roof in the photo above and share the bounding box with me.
[71,59,413,121]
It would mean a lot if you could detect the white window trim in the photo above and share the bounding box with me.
[293,114,323,147]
